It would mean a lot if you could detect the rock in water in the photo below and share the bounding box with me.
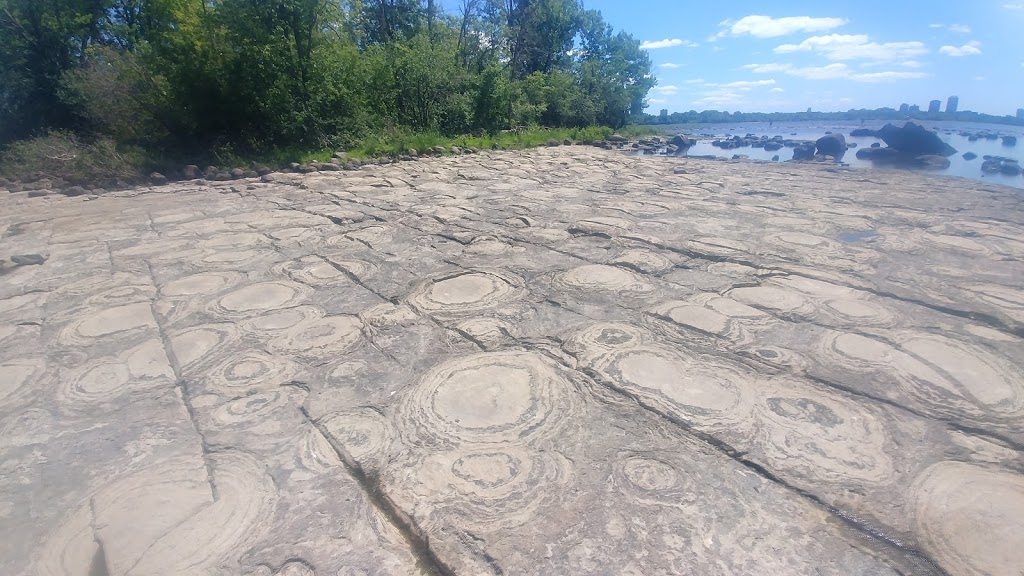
[670,135,695,149]
[912,155,952,170]
[1003,136,1017,147]
[876,122,957,156]
[850,128,878,137]
[856,147,905,163]
[963,152,978,160]
[792,144,815,161]
[815,134,847,159]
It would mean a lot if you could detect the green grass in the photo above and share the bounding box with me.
[1,124,658,186]
[341,125,630,159]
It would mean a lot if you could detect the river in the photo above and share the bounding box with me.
[647,120,1024,189]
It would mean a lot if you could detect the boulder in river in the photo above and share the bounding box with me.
[963,152,978,161]
[980,157,1019,175]
[876,122,957,156]
[792,144,816,161]
[1003,136,1017,147]
[850,128,878,137]
[815,134,847,159]
[670,135,695,149]
[911,155,951,170]
[855,147,904,163]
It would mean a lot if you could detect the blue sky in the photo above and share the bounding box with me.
[441,1,1024,115]
[586,0,1024,115]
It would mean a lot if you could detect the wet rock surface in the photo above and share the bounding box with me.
[1,147,1023,576]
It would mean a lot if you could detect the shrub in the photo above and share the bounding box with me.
[0,131,144,185]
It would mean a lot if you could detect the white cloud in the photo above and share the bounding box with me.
[939,41,982,56]
[784,63,850,79]
[774,34,928,61]
[684,78,706,84]
[641,38,698,50]
[688,79,779,109]
[901,60,924,68]
[770,87,785,93]
[713,15,847,40]
[652,85,679,95]
[648,98,668,104]
[851,71,929,82]
[1004,3,1024,9]
[695,90,746,107]
[742,62,927,82]
[715,79,777,88]
[930,23,972,33]
[741,63,794,73]
[657,63,682,69]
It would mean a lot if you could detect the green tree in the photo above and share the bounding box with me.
[576,9,653,128]
[0,0,111,142]
[2,0,661,165]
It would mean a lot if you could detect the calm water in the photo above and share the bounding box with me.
[649,120,1024,189]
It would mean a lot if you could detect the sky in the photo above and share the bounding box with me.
[585,0,1024,115]
[441,0,1024,116]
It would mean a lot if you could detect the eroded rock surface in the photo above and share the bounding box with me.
[2,147,1023,575]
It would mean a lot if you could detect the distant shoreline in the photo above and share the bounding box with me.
[636,112,1024,129]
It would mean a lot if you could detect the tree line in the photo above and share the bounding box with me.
[0,0,655,161]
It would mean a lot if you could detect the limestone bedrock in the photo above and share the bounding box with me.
[1,147,1023,576]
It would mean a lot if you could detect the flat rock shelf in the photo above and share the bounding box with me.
[2,147,1023,576]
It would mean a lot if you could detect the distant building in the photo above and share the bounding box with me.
[806,107,812,113]
[909,104,920,113]
[899,103,910,113]
[659,109,668,121]
[946,96,959,113]
[928,100,941,113]
[1017,108,1024,120]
